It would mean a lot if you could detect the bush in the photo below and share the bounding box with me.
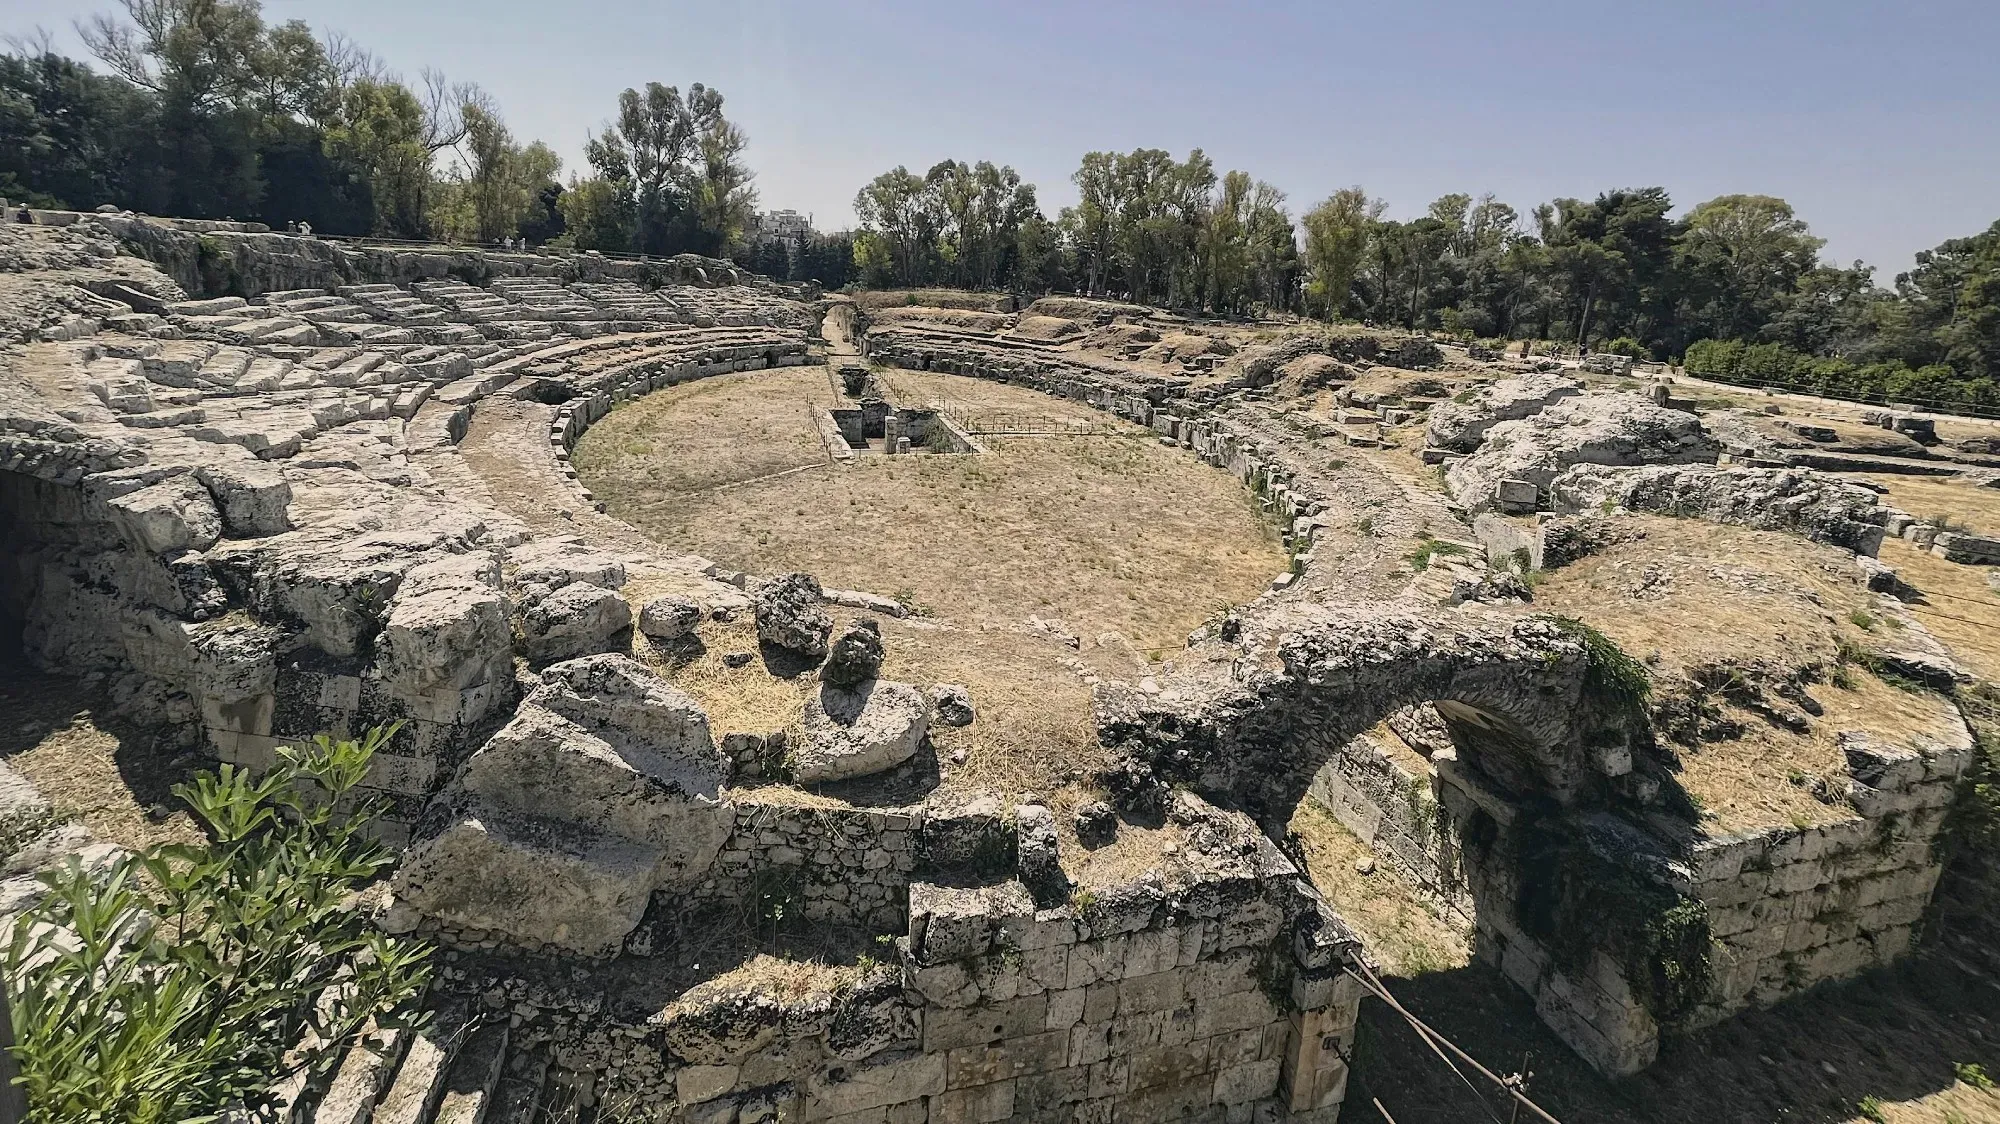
[1602,336,1648,359]
[1683,337,1998,415]
[4,726,431,1124]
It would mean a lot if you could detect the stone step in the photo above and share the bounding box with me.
[309,1023,408,1124]
[428,1021,508,1124]
[371,999,470,1124]
[198,348,255,386]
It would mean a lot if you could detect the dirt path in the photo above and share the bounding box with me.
[455,395,660,558]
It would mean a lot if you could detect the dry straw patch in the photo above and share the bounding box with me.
[1524,515,1955,832]
[1878,539,2000,683]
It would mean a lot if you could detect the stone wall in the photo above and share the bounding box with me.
[1303,731,1471,918]
[431,797,1367,1123]
[1688,726,1969,1023]
[683,794,1019,936]
[545,343,814,513]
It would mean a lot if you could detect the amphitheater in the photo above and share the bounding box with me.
[2,210,1999,1123]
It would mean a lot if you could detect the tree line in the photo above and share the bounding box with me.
[3,6,1993,412]
[1,0,757,257]
[849,150,1998,411]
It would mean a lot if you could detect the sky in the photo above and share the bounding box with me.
[9,0,1998,277]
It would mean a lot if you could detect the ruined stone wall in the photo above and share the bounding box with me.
[444,864,1365,1123]
[1689,727,1968,1022]
[1303,734,1471,918]
[1454,716,1971,1076]
[545,345,814,513]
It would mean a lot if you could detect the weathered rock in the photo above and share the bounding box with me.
[510,539,627,591]
[1446,392,1718,513]
[637,594,702,641]
[375,551,513,718]
[929,683,975,727]
[392,801,664,958]
[1425,373,1584,452]
[460,656,730,863]
[795,680,927,784]
[521,582,631,665]
[1014,803,1066,905]
[1549,464,1887,554]
[820,618,883,688]
[1579,353,1635,376]
[753,572,832,660]
[193,462,292,537]
[395,655,732,956]
[1074,801,1117,848]
[105,474,222,554]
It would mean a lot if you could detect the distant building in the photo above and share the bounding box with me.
[753,210,813,246]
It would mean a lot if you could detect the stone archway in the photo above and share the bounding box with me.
[1093,607,1663,831]
[1094,605,1699,1077]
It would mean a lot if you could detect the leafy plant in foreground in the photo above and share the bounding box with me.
[5,726,431,1124]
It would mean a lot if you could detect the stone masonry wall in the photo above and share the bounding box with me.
[1447,715,1973,1076]
[446,858,1366,1122]
[1688,726,1970,1023]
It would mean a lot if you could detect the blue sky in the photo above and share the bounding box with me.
[10,0,1997,276]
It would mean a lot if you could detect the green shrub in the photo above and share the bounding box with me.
[1602,336,1647,359]
[4,726,431,1124]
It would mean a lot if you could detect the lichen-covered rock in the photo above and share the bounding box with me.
[1446,392,1717,513]
[753,571,832,660]
[637,594,702,640]
[1549,464,1887,554]
[521,582,631,665]
[1074,800,1117,848]
[795,680,927,784]
[820,618,883,688]
[1425,373,1583,452]
[929,683,974,727]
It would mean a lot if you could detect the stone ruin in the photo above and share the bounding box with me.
[0,209,1994,1121]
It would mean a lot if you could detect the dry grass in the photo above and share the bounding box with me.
[572,365,835,496]
[0,664,204,852]
[1843,1080,2000,1124]
[1861,474,2000,536]
[577,367,1285,656]
[1287,800,1471,977]
[1523,515,1966,832]
[1879,539,2000,683]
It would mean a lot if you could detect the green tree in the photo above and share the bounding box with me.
[1301,188,1377,320]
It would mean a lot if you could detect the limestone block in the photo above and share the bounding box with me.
[390,802,663,958]
[194,462,292,536]
[521,581,631,665]
[376,552,510,701]
[909,880,1037,966]
[106,474,222,554]
[509,538,628,591]
[805,1050,946,1118]
[458,654,730,870]
[638,594,702,640]
[795,680,927,784]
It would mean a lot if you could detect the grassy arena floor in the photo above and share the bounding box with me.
[572,366,1288,656]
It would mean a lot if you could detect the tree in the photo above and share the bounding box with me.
[1301,188,1376,320]
[324,77,429,236]
[1675,194,1824,344]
